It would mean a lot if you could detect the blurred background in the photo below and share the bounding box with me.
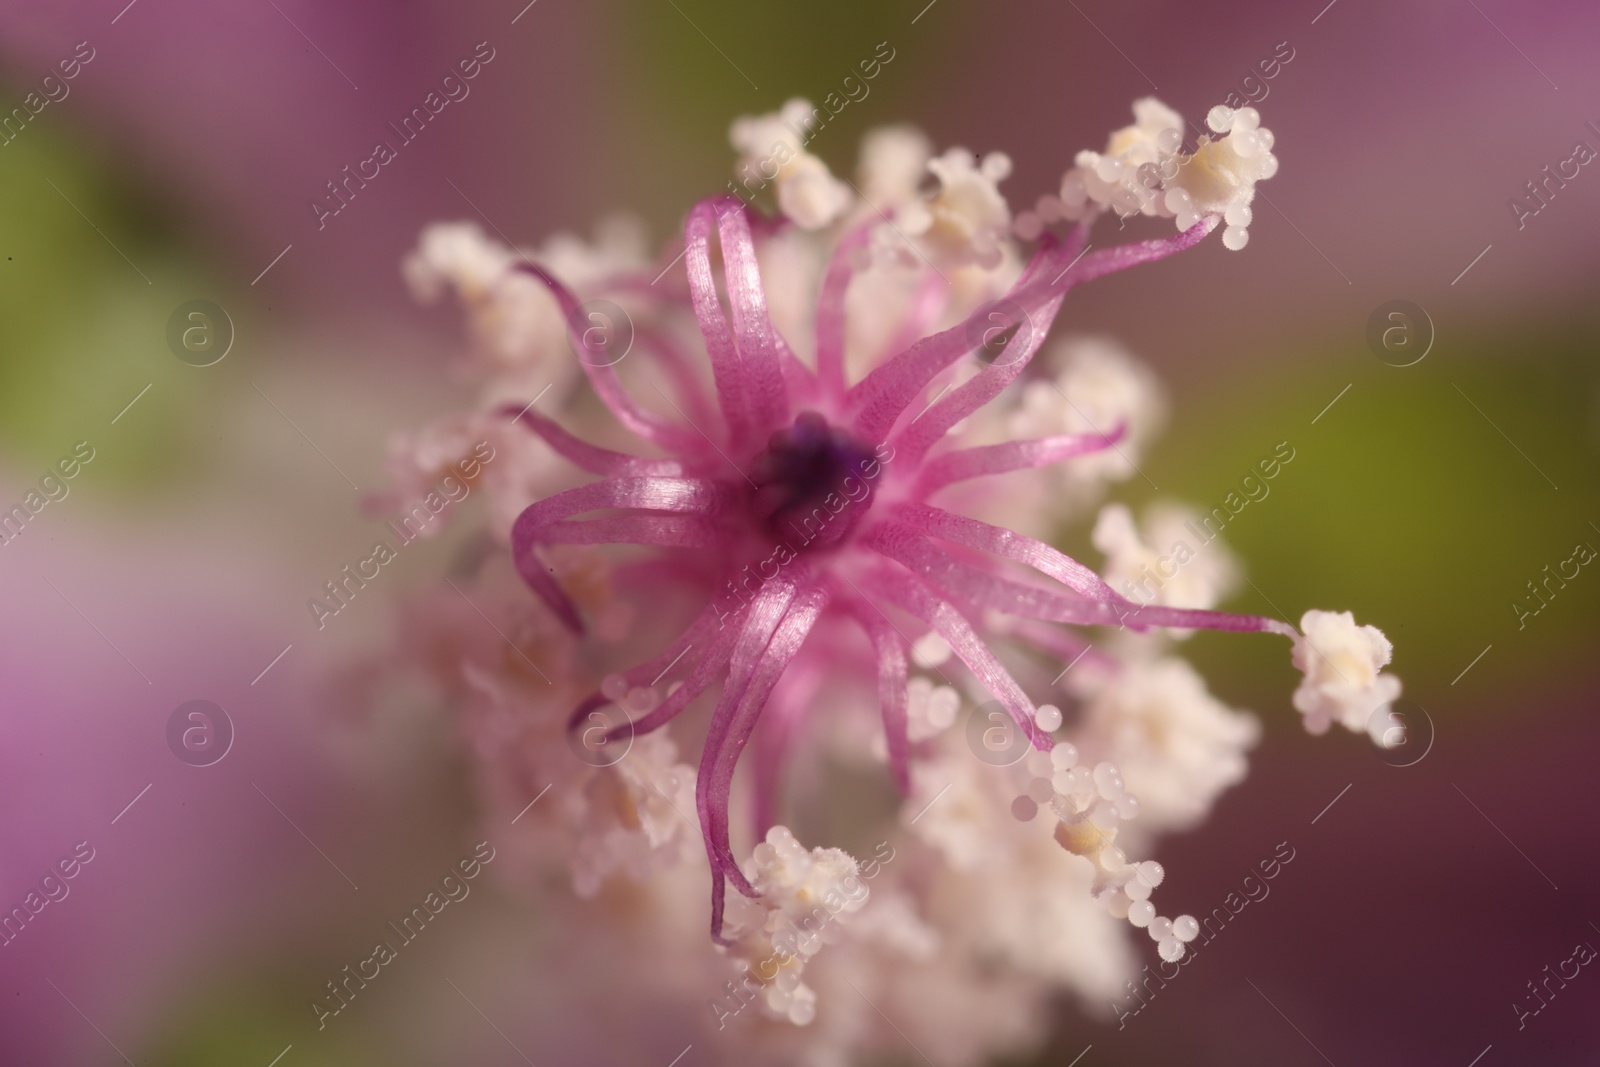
[1,0,1597,1064]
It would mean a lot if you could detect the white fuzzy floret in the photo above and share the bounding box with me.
[402,216,647,374]
[569,731,699,898]
[1078,657,1259,833]
[896,147,1014,270]
[730,99,853,230]
[404,220,511,304]
[857,124,934,207]
[1291,610,1403,739]
[1009,337,1168,504]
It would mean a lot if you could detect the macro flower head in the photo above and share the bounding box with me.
[396,94,1400,1046]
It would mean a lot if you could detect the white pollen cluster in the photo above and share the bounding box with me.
[1024,96,1277,251]
[1167,105,1278,250]
[1077,657,1260,835]
[1059,96,1185,223]
[1047,747,1200,964]
[720,826,871,1027]
[1291,609,1403,742]
[405,220,513,305]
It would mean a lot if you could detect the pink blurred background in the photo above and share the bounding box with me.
[1,1,1597,1063]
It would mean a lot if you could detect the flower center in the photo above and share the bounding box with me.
[747,411,880,550]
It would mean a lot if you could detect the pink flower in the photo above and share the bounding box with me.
[501,114,1314,942]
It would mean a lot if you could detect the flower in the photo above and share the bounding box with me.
[505,95,1325,935]
[402,96,1398,1050]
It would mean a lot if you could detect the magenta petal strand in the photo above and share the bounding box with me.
[618,619,740,738]
[509,261,702,453]
[866,521,1127,626]
[846,600,912,795]
[717,203,791,434]
[814,222,874,402]
[1012,217,1218,312]
[893,293,1066,465]
[538,515,728,547]
[702,584,828,942]
[914,425,1127,497]
[885,515,1300,644]
[895,503,1119,602]
[511,477,736,631]
[499,402,684,477]
[890,505,1297,635]
[847,240,1060,443]
[685,200,752,449]
[697,579,799,940]
[864,564,1051,751]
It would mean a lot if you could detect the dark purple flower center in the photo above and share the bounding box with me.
[747,411,880,550]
